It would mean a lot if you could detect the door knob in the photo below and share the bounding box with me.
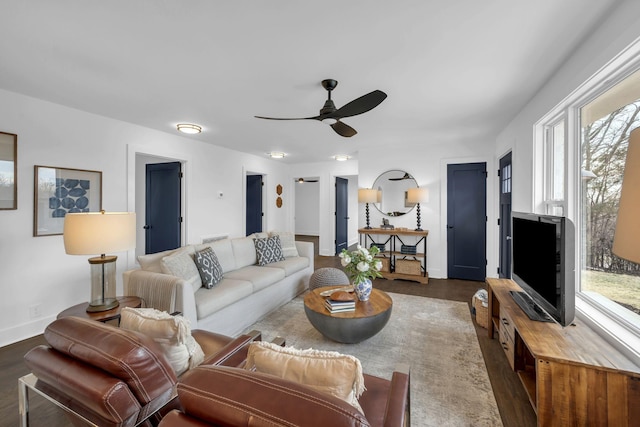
[143,225,151,230]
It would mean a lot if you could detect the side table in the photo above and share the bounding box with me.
[57,296,144,324]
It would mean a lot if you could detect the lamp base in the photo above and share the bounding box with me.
[86,298,120,313]
[414,227,424,231]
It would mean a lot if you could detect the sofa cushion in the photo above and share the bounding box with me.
[266,256,310,276]
[244,341,365,413]
[196,239,236,274]
[269,231,299,258]
[160,246,201,293]
[137,248,178,273]
[231,236,258,268]
[120,307,205,376]
[194,247,223,289]
[194,278,253,320]
[224,265,286,292]
[254,236,285,266]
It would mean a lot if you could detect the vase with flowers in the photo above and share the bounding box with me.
[339,245,383,301]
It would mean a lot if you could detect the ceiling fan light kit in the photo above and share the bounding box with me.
[255,79,387,137]
[176,123,202,134]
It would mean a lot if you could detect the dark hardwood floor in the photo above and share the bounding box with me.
[0,236,536,427]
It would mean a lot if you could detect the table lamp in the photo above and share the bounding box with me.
[407,187,429,231]
[358,188,378,229]
[64,211,136,312]
[613,128,640,264]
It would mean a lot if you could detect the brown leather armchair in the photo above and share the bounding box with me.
[158,364,410,427]
[20,316,260,427]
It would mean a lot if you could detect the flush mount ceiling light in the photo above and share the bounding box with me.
[268,152,286,159]
[334,155,350,161]
[176,123,202,134]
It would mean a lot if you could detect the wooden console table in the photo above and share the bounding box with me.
[487,278,640,426]
[358,228,428,284]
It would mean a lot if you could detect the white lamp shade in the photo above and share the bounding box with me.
[613,128,640,264]
[407,187,429,204]
[64,212,136,255]
[358,188,378,203]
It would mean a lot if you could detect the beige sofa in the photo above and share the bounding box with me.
[123,234,313,336]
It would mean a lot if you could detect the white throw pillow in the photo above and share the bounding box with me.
[244,341,365,413]
[160,247,201,293]
[120,307,204,376]
[269,231,299,258]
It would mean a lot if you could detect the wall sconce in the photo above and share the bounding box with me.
[64,211,136,312]
[613,128,640,264]
[407,187,429,231]
[358,188,379,230]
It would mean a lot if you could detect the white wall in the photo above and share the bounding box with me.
[495,1,640,214]
[358,141,496,279]
[0,88,294,346]
[295,180,319,235]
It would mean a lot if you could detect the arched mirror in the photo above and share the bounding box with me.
[372,170,418,217]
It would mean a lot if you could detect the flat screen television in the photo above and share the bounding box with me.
[511,211,575,327]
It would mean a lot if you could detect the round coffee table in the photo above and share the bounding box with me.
[304,286,392,343]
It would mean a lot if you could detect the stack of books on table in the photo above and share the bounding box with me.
[325,298,356,314]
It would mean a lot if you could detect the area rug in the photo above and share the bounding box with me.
[243,292,503,427]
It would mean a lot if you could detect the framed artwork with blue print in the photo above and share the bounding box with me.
[34,165,102,236]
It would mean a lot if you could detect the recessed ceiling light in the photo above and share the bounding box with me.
[177,123,202,134]
[334,155,350,161]
[268,152,286,159]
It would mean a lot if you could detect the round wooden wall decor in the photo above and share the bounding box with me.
[276,196,283,208]
[276,184,283,195]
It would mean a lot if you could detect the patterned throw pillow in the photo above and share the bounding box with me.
[194,247,224,289]
[254,236,285,266]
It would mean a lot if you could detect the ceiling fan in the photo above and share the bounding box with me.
[296,177,318,183]
[388,173,413,181]
[255,79,387,137]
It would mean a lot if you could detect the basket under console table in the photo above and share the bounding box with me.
[358,228,428,284]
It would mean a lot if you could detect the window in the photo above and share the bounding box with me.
[535,40,640,362]
[543,119,566,216]
[579,70,640,324]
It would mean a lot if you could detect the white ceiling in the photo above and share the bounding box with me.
[0,0,620,163]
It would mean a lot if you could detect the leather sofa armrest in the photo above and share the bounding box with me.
[194,329,261,368]
[384,365,410,427]
[124,269,198,327]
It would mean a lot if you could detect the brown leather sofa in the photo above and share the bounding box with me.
[158,364,410,427]
[21,316,260,427]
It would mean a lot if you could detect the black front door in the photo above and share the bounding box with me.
[335,177,348,255]
[498,152,513,278]
[447,162,487,281]
[145,162,182,254]
[246,175,263,236]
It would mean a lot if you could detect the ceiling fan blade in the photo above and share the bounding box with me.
[326,90,387,119]
[331,120,357,137]
[255,115,320,121]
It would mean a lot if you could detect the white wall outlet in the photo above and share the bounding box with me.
[29,304,42,319]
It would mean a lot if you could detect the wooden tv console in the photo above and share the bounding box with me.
[487,278,640,426]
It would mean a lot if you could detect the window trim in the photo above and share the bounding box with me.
[534,35,640,365]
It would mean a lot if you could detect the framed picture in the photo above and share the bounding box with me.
[34,165,102,236]
[0,132,17,210]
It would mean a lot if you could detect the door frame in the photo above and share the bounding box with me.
[127,144,190,268]
[439,155,496,279]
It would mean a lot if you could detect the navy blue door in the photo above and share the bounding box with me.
[335,177,348,255]
[447,162,487,281]
[246,175,263,235]
[499,153,513,278]
[145,162,181,254]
